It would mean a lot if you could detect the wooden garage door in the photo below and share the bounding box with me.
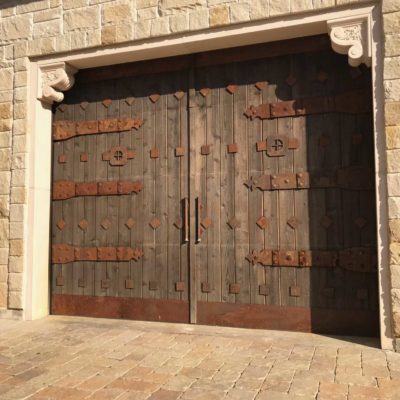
[50,35,379,336]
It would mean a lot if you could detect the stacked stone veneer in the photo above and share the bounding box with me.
[0,0,399,340]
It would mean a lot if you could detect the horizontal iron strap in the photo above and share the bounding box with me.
[52,180,144,200]
[52,245,144,264]
[244,90,371,120]
[53,117,144,141]
[246,248,377,273]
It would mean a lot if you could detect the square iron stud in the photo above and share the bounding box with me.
[201,145,210,155]
[78,219,89,231]
[199,88,210,97]
[255,81,268,90]
[150,148,160,159]
[256,141,267,152]
[56,276,64,286]
[289,286,301,297]
[149,217,161,230]
[226,84,237,94]
[78,279,86,288]
[174,217,183,229]
[80,101,89,110]
[56,219,66,231]
[101,279,111,289]
[256,216,268,230]
[201,282,212,293]
[228,217,240,229]
[354,216,367,228]
[175,147,185,157]
[102,99,112,108]
[287,216,298,229]
[125,218,135,229]
[125,97,135,105]
[201,217,212,230]
[229,283,240,294]
[357,288,368,300]
[101,217,111,230]
[174,91,185,100]
[320,215,333,229]
[259,285,270,296]
[80,153,88,162]
[125,279,134,289]
[319,135,330,147]
[175,282,185,292]
[149,94,161,103]
[227,143,238,154]
[322,287,335,298]
[317,70,329,83]
[58,154,67,164]
[149,281,158,291]
[58,104,67,112]
[352,134,363,145]
[286,74,297,86]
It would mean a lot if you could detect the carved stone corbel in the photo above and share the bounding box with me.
[327,14,371,67]
[37,62,78,105]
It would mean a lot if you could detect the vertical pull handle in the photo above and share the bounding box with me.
[196,197,201,243]
[183,197,189,243]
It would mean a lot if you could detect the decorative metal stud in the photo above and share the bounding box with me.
[352,134,363,145]
[255,81,268,90]
[201,282,211,293]
[101,279,111,289]
[56,219,66,231]
[228,217,240,229]
[125,218,135,229]
[229,283,240,294]
[149,281,158,291]
[150,148,160,159]
[317,70,329,83]
[78,279,86,288]
[78,219,88,231]
[227,143,238,154]
[102,99,112,108]
[244,176,257,191]
[201,145,210,155]
[125,97,135,105]
[319,135,330,147]
[256,216,268,230]
[287,216,298,229]
[174,91,185,100]
[256,141,267,152]
[56,276,64,286]
[58,104,67,112]
[149,94,160,103]
[201,217,212,230]
[80,101,89,110]
[246,250,258,265]
[320,215,333,229]
[101,217,111,230]
[80,153,88,162]
[226,84,237,94]
[322,287,335,298]
[58,154,67,164]
[357,288,368,300]
[354,216,367,228]
[175,282,185,292]
[174,217,183,230]
[259,285,269,296]
[350,67,363,79]
[125,279,134,289]
[149,218,161,230]
[199,88,210,97]
[175,147,185,157]
[286,74,297,86]
[290,286,301,297]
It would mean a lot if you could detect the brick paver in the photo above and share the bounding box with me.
[0,316,399,399]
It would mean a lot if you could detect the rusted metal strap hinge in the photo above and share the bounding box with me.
[53,180,144,200]
[244,90,371,120]
[52,245,144,264]
[246,248,377,272]
[53,117,144,141]
[245,172,309,191]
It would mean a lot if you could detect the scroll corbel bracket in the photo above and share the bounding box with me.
[37,62,78,105]
[327,14,371,68]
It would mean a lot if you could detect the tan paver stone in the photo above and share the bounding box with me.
[123,366,154,379]
[85,387,126,400]
[226,388,258,400]
[180,388,227,399]
[234,378,264,390]
[107,377,162,392]
[336,373,377,386]
[191,378,233,391]
[180,366,216,379]
[261,379,291,392]
[77,374,116,391]
[162,375,195,391]
[147,388,184,399]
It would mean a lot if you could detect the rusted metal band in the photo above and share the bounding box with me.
[53,180,144,200]
[246,247,377,272]
[53,117,144,141]
[52,245,144,264]
[244,90,371,120]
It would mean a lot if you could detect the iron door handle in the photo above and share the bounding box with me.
[196,197,201,243]
[183,197,189,243]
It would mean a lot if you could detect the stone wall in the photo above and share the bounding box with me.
[1,0,400,343]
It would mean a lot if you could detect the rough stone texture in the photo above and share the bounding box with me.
[209,5,230,27]
[64,6,100,31]
[385,79,400,101]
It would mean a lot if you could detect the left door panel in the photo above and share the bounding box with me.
[51,69,190,323]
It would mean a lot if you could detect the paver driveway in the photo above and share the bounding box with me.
[0,316,399,399]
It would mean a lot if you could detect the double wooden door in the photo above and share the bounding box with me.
[51,36,379,336]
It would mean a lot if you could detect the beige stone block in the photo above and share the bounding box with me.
[33,19,61,39]
[390,218,400,243]
[138,7,159,20]
[56,34,72,52]
[391,242,400,265]
[291,0,313,12]
[0,121,12,134]
[0,69,13,92]
[388,149,400,172]
[17,0,49,13]
[0,266,7,283]
[9,222,23,240]
[10,241,24,258]
[189,9,209,30]
[385,57,400,80]
[210,5,230,27]
[394,312,400,336]
[11,187,27,204]
[170,14,189,32]
[388,173,400,196]
[313,0,335,8]
[14,71,27,88]
[386,126,400,149]
[138,0,159,8]
[135,20,152,39]
[0,219,9,246]
[389,197,400,218]
[0,15,32,40]
[27,37,57,57]
[0,283,7,308]
[13,119,27,136]
[0,172,10,195]
[4,45,13,61]
[63,0,88,9]
[33,8,61,22]
[392,288,400,313]
[14,88,27,103]
[230,3,250,23]
[384,11,400,34]
[270,0,290,16]
[103,2,133,23]
[386,102,400,126]
[151,17,170,36]
[1,6,15,18]
[102,25,117,44]
[383,0,400,13]
[10,204,25,222]
[0,103,12,120]
[11,170,26,188]
[12,153,26,170]
[64,7,100,31]
[385,79,400,102]
[15,58,28,73]
[9,256,24,272]
[162,0,205,9]
[70,32,86,50]
[8,290,23,310]
[86,29,102,47]
[385,34,400,57]
[8,273,23,292]
[0,248,8,265]
[0,196,9,218]
[0,92,13,104]
[391,264,400,289]
[14,104,27,120]
[14,42,28,59]
[0,149,11,172]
